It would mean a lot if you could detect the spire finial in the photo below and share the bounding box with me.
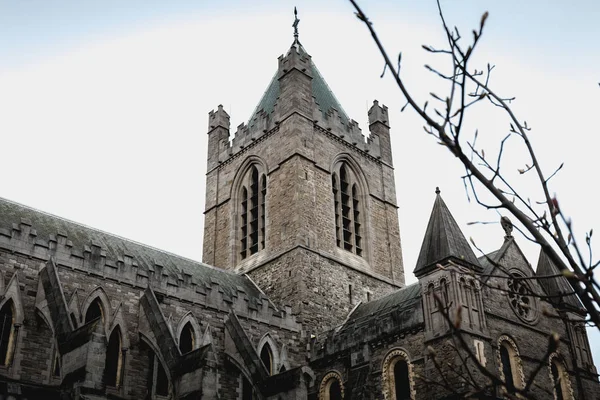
[435,187,441,195]
[293,7,300,43]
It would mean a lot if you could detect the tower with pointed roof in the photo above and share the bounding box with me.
[203,19,404,330]
[415,189,488,341]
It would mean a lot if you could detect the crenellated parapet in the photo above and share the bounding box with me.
[0,201,301,330]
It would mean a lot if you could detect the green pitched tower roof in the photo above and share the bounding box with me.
[414,188,482,277]
[249,43,350,125]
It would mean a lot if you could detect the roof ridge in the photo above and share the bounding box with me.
[0,196,233,275]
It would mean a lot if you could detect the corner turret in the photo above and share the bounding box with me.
[207,105,231,171]
[368,100,393,165]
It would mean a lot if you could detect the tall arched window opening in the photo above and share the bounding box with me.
[242,375,253,400]
[549,355,572,400]
[105,328,123,387]
[240,165,266,260]
[329,380,342,400]
[148,350,169,397]
[499,344,515,394]
[394,359,411,400]
[551,362,565,400]
[332,162,364,257]
[382,349,415,400]
[319,371,345,400]
[179,322,195,354]
[85,298,104,324]
[0,301,15,366]
[260,343,273,375]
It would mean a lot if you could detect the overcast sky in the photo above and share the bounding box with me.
[1,0,599,363]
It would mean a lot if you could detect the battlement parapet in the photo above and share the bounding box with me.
[0,217,301,330]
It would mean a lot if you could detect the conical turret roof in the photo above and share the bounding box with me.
[414,189,481,276]
[248,43,350,125]
[536,250,583,311]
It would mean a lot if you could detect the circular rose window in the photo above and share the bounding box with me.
[507,272,538,324]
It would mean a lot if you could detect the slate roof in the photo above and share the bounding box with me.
[0,197,263,302]
[414,191,481,277]
[344,283,422,326]
[536,250,583,311]
[249,43,350,125]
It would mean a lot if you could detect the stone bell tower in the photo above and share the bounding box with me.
[202,16,404,331]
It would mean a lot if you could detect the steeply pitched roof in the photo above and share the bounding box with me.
[249,43,350,125]
[414,191,481,277]
[0,197,263,302]
[344,283,422,325]
[536,250,583,312]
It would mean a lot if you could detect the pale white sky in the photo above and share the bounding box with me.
[1,0,599,363]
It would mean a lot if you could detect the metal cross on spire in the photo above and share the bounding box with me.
[292,7,300,44]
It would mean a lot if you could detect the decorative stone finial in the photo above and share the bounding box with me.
[501,216,513,239]
[435,187,441,195]
[293,7,300,44]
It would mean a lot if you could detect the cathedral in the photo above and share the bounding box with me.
[0,16,597,400]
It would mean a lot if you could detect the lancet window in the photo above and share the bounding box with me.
[0,301,15,366]
[260,342,273,376]
[332,163,363,256]
[179,322,195,354]
[105,327,123,387]
[240,165,267,260]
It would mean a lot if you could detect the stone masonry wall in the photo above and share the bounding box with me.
[249,246,400,333]
[0,221,304,399]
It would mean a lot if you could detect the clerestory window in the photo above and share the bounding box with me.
[0,301,16,366]
[332,163,363,257]
[105,327,123,387]
[240,166,266,260]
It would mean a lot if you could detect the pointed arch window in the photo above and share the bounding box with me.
[0,300,16,366]
[332,162,364,256]
[105,327,123,387]
[240,165,267,260]
[241,375,254,400]
[260,343,273,375]
[148,350,169,397]
[85,298,104,324]
[179,322,195,354]
[52,353,61,377]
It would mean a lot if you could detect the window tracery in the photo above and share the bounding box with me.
[239,165,267,260]
[506,272,538,324]
[332,162,364,256]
